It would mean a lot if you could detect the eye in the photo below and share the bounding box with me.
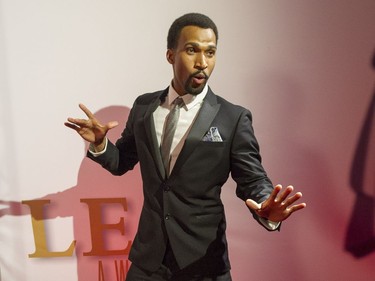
[206,49,216,58]
[186,47,195,55]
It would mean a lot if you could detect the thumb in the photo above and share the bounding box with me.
[107,121,119,130]
[246,199,261,211]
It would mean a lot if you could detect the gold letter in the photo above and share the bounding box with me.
[22,200,76,258]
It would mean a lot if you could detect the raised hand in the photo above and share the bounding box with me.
[246,184,306,222]
[64,103,118,150]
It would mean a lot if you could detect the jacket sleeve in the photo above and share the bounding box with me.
[230,109,280,231]
[87,102,139,176]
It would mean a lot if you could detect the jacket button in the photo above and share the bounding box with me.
[165,214,171,220]
[162,183,170,192]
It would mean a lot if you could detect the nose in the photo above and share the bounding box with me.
[194,53,208,70]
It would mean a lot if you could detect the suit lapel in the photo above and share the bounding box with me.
[170,89,221,177]
[143,89,168,179]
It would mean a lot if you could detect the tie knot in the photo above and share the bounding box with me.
[173,97,184,107]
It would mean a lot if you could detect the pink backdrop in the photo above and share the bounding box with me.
[1,1,374,280]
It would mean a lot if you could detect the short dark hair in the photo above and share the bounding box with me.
[167,13,219,49]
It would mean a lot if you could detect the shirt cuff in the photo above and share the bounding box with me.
[88,138,108,157]
[258,217,280,231]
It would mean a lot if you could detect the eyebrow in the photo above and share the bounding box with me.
[185,42,217,50]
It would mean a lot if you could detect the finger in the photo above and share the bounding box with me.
[64,122,80,131]
[268,184,282,202]
[277,185,294,202]
[246,199,261,211]
[287,203,307,214]
[107,121,119,130]
[284,192,303,206]
[66,117,90,128]
[79,103,95,119]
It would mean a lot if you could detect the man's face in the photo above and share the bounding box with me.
[167,26,217,96]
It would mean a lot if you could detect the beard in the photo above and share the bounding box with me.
[184,71,209,96]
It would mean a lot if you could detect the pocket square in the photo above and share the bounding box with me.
[203,127,223,142]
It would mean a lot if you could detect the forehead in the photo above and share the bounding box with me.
[177,26,217,48]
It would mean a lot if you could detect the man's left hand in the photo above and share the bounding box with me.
[246,184,306,222]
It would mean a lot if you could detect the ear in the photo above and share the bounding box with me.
[166,49,174,64]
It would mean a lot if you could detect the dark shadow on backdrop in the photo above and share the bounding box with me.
[345,49,375,258]
[0,105,143,280]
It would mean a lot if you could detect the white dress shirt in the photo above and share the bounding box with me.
[153,84,208,174]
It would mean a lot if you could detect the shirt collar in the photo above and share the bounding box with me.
[167,83,208,110]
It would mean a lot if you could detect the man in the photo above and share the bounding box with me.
[65,13,306,281]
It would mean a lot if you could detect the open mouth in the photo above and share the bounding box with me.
[192,76,206,85]
[191,72,208,85]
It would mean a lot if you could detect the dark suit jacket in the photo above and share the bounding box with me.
[88,87,276,274]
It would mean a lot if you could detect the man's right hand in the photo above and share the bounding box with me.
[64,103,118,151]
